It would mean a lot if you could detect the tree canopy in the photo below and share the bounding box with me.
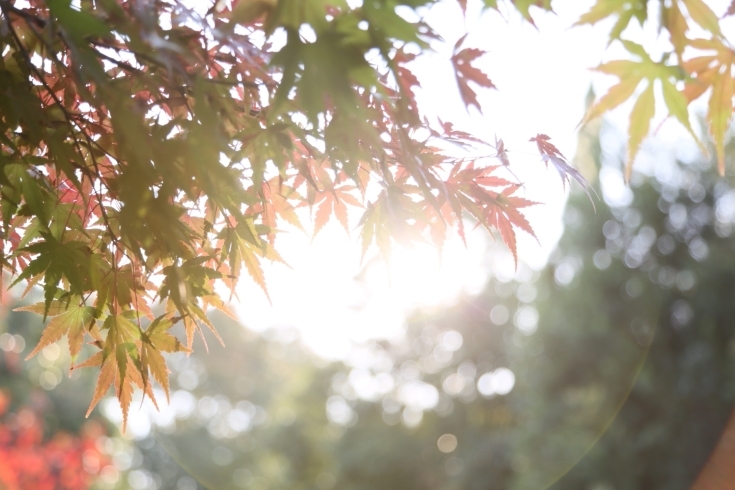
[0,0,733,427]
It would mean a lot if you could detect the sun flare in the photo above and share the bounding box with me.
[233,217,490,360]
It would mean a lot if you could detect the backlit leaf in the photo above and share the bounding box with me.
[660,78,707,155]
[626,83,656,180]
[452,37,495,112]
[580,76,641,127]
[141,340,170,401]
[530,134,597,209]
[16,300,96,361]
[681,0,722,36]
[707,71,735,174]
[85,353,116,419]
[664,1,688,59]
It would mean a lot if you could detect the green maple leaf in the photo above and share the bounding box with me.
[15,300,96,361]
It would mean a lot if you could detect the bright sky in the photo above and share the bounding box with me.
[232,0,617,360]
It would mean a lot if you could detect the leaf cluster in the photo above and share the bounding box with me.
[576,0,735,177]
[0,0,731,428]
[0,0,547,428]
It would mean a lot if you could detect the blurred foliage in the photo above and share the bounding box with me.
[512,135,735,488]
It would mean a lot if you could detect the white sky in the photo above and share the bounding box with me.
[232,0,734,360]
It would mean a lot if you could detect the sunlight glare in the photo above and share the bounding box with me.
[234,218,488,360]
[231,0,626,361]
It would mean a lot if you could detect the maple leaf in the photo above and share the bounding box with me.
[158,258,226,351]
[97,264,150,316]
[681,0,721,37]
[420,202,451,250]
[511,0,553,25]
[574,0,647,44]
[189,302,225,348]
[202,293,238,321]
[625,83,656,181]
[495,137,511,167]
[11,235,92,315]
[451,35,496,112]
[579,75,641,128]
[530,134,598,209]
[393,50,422,122]
[492,137,524,184]
[312,185,362,239]
[581,40,706,172]
[114,350,136,432]
[483,0,553,25]
[678,38,734,174]
[358,198,398,263]
[218,221,275,303]
[75,332,148,429]
[83,353,115,420]
[442,162,537,265]
[663,1,688,59]
[459,184,538,268]
[77,312,163,432]
[436,119,486,147]
[707,70,734,175]
[15,300,96,361]
[260,180,304,235]
[141,315,190,403]
[116,351,161,432]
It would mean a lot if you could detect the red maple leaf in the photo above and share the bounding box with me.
[312,185,362,238]
[393,50,421,120]
[451,35,496,112]
[529,133,597,209]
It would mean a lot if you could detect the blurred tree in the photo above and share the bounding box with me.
[107,310,522,490]
[510,135,735,489]
[368,128,735,489]
[85,313,334,490]
[1,0,734,425]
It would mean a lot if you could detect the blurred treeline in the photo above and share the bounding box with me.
[4,128,735,490]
